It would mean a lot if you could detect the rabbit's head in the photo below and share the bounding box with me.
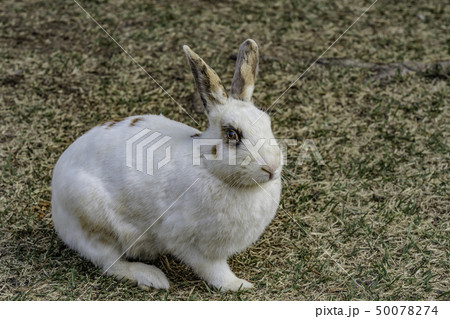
[184,39,281,187]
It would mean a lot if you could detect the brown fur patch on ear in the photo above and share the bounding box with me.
[129,117,143,126]
[184,45,227,112]
[191,133,201,138]
[231,39,259,102]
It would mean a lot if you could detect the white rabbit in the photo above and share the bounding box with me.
[52,39,282,292]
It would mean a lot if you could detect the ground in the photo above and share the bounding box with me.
[0,0,449,300]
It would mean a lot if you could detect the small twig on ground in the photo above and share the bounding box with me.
[317,58,450,83]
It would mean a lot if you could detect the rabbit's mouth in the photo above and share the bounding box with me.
[256,170,281,184]
[216,168,280,188]
[260,166,282,182]
[261,167,273,180]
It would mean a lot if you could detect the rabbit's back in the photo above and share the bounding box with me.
[54,114,199,178]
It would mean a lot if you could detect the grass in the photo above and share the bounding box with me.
[0,0,449,300]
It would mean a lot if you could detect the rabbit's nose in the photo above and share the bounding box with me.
[261,165,277,180]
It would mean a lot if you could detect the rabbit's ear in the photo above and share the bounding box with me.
[183,45,228,113]
[230,39,259,102]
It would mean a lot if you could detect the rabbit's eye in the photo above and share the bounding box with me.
[226,129,239,142]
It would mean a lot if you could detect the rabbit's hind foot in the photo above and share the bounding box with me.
[105,260,170,290]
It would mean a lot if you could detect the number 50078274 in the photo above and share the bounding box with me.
[375,306,438,316]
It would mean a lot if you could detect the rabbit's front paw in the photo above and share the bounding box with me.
[219,278,254,292]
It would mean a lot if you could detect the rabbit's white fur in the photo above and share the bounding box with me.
[52,39,282,291]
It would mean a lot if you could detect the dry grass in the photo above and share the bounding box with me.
[0,0,449,300]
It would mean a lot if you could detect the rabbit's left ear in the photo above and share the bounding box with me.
[230,39,259,102]
[183,45,228,113]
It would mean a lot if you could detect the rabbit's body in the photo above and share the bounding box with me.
[52,40,282,291]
